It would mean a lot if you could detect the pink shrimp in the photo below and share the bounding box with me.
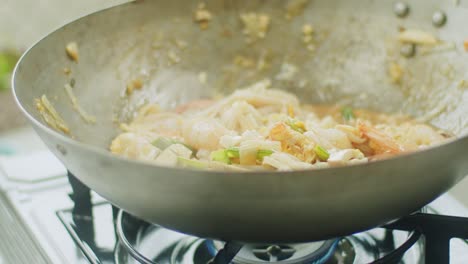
[357,122,404,155]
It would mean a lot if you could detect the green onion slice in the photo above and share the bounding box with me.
[226,147,240,158]
[257,149,274,160]
[341,107,355,121]
[314,145,330,161]
[210,149,231,164]
[285,119,306,133]
[210,148,275,164]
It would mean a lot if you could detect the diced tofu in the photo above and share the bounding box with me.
[328,149,367,166]
[167,144,193,159]
[110,133,161,161]
[155,148,178,166]
[155,143,193,166]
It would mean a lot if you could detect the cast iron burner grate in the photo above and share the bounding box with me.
[65,172,468,264]
[115,209,423,264]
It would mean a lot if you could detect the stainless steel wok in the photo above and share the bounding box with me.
[12,0,468,243]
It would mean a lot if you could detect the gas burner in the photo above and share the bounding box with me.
[115,210,423,264]
[219,240,339,264]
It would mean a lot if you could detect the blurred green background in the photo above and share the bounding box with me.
[0,0,127,132]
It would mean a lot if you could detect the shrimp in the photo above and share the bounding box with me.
[400,123,447,149]
[269,122,316,162]
[335,125,367,144]
[182,118,234,150]
[357,122,404,155]
[370,122,448,151]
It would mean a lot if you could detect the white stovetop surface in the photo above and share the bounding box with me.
[0,126,468,263]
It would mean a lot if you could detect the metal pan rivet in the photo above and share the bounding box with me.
[432,11,447,27]
[400,43,416,58]
[394,2,410,18]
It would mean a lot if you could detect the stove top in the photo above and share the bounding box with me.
[1,149,468,263]
[114,209,426,264]
[56,202,425,264]
[54,188,468,264]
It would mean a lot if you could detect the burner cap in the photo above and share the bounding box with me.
[208,240,338,264]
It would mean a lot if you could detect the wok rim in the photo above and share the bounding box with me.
[11,0,467,177]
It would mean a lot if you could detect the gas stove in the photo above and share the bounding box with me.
[111,207,424,264]
[1,147,468,263]
[60,172,426,264]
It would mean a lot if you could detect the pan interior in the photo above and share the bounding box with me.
[13,0,468,148]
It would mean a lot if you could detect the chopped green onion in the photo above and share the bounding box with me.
[226,147,240,158]
[286,119,306,133]
[341,107,355,121]
[257,149,274,160]
[211,147,275,164]
[177,157,208,169]
[314,145,330,161]
[210,149,231,164]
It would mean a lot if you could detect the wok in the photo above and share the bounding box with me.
[12,0,468,243]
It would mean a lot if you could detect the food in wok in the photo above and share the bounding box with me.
[110,80,450,171]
